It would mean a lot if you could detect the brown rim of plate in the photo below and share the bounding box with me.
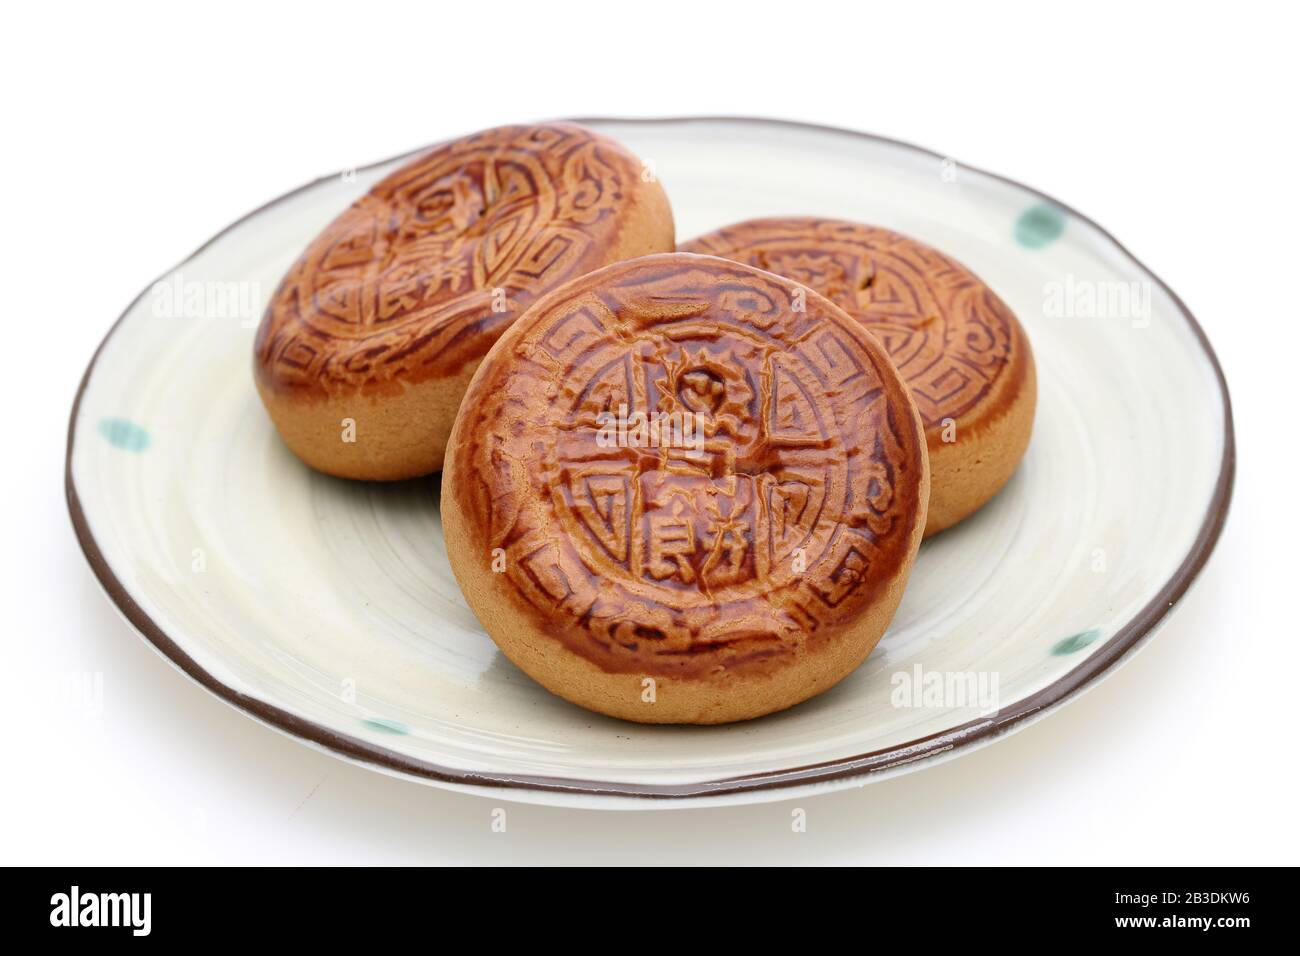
[65,116,1236,801]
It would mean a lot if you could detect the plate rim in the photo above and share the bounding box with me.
[65,115,1236,802]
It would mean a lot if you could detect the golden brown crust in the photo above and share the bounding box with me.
[442,253,928,723]
[254,122,674,478]
[680,218,1035,535]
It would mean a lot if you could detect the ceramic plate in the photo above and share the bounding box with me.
[67,117,1234,808]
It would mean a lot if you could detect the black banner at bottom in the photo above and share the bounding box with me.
[9,867,1284,939]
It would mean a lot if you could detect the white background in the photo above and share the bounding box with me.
[2,1,1293,865]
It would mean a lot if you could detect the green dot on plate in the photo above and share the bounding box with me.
[97,417,150,452]
[1051,628,1101,656]
[1015,203,1066,249]
[361,717,409,735]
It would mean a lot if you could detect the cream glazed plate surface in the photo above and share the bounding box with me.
[67,117,1233,808]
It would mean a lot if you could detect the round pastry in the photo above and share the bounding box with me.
[442,253,929,724]
[254,122,674,480]
[681,218,1035,536]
